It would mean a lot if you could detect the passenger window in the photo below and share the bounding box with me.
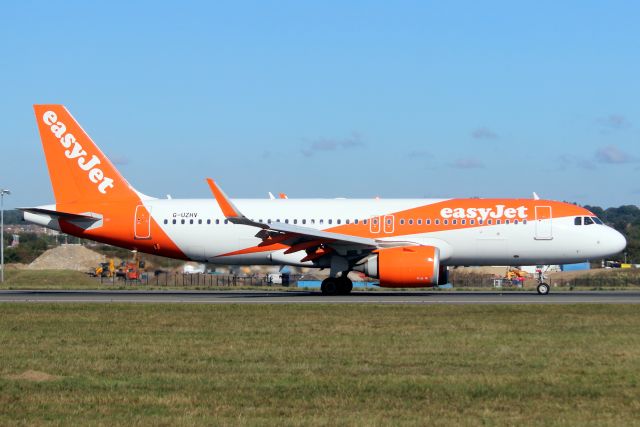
[294,219,297,224]
[164,219,168,225]
[224,220,229,224]
[452,219,457,225]
[198,219,202,224]
[181,219,185,224]
[574,217,582,226]
[426,219,431,225]
[417,219,422,225]
[207,219,211,225]
[346,219,350,224]
[172,219,177,225]
[337,219,341,224]
[409,219,414,225]
[354,219,359,224]
[496,220,500,225]
[470,219,475,225]
[400,219,405,225]
[267,219,272,224]
[514,220,518,225]
[190,219,194,224]
[320,219,324,224]
[302,219,306,224]
[488,220,492,225]
[505,220,509,225]
[216,219,220,224]
[363,219,368,225]
[523,220,527,224]
[435,219,440,225]
[461,219,466,225]
[584,217,594,225]
[311,219,315,224]
[285,219,289,224]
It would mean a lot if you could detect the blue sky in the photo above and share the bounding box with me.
[1,1,638,209]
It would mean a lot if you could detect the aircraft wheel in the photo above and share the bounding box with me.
[321,278,339,295]
[537,283,550,295]
[337,276,353,295]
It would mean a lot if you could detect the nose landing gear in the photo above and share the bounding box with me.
[535,267,550,295]
[536,282,550,295]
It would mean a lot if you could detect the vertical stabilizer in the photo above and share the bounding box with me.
[33,105,140,204]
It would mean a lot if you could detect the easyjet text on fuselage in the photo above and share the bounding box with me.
[440,205,528,221]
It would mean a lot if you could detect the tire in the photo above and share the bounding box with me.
[337,277,353,295]
[537,283,550,295]
[321,278,339,296]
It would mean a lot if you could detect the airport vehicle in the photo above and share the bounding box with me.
[22,105,627,295]
[92,260,115,278]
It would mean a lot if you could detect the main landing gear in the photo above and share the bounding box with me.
[320,276,353,296]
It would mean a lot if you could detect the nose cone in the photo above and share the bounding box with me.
[606,228,627,256]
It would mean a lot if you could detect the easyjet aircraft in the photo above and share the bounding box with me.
[22,105,626,295]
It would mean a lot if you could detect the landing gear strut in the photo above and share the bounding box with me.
[321,275,353,296]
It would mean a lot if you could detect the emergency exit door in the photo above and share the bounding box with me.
[134,205,152,239]
[534,206,552,240]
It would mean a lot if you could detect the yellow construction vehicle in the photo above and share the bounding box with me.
[94,260,115,278]
[506,267,527,281]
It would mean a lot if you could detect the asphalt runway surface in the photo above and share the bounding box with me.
[1,290,639,304]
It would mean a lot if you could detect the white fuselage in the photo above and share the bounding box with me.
[140,198,625,267]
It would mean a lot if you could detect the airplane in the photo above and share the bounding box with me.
[22,105,627,295]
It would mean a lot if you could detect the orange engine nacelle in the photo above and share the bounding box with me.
[357,246,440,288]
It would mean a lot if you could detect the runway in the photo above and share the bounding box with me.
[1,290,639,304]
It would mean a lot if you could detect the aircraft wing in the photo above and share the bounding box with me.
[206,179,377,261]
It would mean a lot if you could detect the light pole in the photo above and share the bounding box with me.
[0,189,10,283]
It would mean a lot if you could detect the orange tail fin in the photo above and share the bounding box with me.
[33,105,142,204]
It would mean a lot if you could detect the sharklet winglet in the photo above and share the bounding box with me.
[206,178,269,229]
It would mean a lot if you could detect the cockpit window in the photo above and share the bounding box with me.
[574,217,582,226]
[583,217,594,225]
[593,217,603,225]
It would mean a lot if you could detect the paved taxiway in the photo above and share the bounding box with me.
[1,290,639,304]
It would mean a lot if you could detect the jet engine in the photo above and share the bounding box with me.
[355,246,441,287]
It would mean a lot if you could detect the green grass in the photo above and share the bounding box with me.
[0,304,639,425]
[1,269,99,289]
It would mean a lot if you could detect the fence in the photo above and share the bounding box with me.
[97,273,307,288]
[96,272,640,289]
[449,274,640,289]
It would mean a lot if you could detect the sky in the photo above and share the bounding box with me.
[1,1,639,209]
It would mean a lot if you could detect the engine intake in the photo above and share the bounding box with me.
[356,246,440,287]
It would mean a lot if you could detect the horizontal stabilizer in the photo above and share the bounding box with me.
[18,207,101,222]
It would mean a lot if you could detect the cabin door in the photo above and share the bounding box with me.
[534,206,552,240]
[134,205,152,239]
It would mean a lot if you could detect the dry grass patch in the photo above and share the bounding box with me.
[5,370,61,382]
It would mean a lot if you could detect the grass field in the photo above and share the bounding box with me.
[0,304,639,425]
